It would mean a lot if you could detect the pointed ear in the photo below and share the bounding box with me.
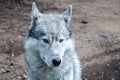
[31,2,41,19]
[63,5,72,23]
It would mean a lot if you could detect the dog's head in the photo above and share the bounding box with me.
[28,2,74,67]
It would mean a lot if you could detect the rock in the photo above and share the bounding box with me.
[80,18,88,24]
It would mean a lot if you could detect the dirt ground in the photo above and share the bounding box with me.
[0,0,120,80]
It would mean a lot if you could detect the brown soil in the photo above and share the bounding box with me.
[0,0,120,80]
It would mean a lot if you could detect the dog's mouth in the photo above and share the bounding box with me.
[42,56,61,67]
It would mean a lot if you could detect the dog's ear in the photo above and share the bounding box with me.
[31,2,42,27]
[63,5,72,24]
[32,2,42,19]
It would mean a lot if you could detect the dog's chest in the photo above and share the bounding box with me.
[36,66,73,80]
[37,71,63,80]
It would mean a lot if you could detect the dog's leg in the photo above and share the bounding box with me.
[63,68,74,80]
[73,57,82,80]
[63,74,73,80]
[28,69,39,80]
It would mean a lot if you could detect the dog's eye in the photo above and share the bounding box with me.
[59,39,64,43]
[42,39,49,44]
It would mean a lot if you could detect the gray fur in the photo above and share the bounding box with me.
[24,2,82,80]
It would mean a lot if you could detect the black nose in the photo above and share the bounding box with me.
[52,58,61,67]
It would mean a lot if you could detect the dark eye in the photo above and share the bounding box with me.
[42,39,49,44]
[59,39,64,43]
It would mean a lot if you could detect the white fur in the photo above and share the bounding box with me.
[24,2,82,80]
[24,38,82,80]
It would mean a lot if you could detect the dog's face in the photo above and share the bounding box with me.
[29,3,73,67]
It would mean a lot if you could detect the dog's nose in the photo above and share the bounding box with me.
[52,58,61,67]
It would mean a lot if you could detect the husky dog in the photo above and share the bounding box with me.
[24,2,82,80]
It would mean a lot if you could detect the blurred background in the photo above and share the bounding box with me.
[0,0,120,80]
